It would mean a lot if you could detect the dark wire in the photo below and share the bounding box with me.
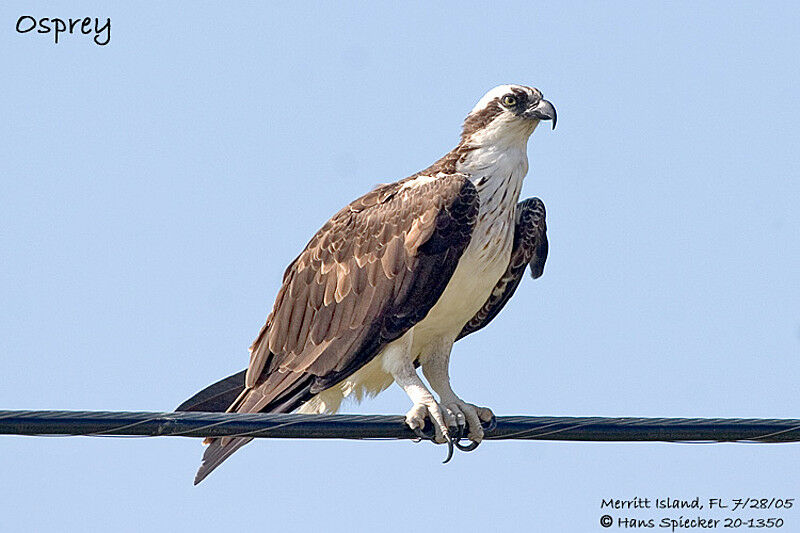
[1,410,799,443]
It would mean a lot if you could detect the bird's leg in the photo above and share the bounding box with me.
[392,362,456,460]
[421,344,495,448]
[382,333,455,461]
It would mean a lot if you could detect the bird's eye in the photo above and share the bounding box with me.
[502,95,517,107]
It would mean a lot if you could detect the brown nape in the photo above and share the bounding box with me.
[415,98,503,177]
[461,99,503,140]
[419,148,462,176]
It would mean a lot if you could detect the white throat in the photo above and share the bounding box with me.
[456,118,538,205]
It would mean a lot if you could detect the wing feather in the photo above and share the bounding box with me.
[309,303,334,345]
[264,175,477,385]
[195,174,478,483]
[457,197,547,339]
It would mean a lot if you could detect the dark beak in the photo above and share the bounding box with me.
[529,99,557,130]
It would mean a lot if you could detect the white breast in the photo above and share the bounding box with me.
[408,144,528,350]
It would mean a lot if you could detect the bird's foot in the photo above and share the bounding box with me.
[405,398,456,463]
[441,400,496,451]
[405,398,496,462]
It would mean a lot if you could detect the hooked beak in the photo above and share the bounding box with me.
[528,99,557,130]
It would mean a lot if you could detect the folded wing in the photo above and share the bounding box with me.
[178,197,548,419]
[193,175,478,483]
[457,197,547,339]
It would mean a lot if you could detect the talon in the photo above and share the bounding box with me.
[442,433,455,464]
[455,439,481,452]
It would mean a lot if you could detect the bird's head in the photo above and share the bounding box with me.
[461,84,556,147]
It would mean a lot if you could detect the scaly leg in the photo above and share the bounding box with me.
[382,331,455,461]
[421,340,495,447]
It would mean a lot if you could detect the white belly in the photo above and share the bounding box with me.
[408,156,525,349]
[409,210,514,350]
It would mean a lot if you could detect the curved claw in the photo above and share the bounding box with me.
[452,419,480,452]
[449,423,464,442]
[442,434,455,464]
[452,411,493,452]
[455,439,480,452]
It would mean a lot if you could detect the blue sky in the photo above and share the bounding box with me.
[1,2,798,531]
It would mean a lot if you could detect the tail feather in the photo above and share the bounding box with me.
[194,436,253,485]
[188,370,316,484]
[176,370,246,412]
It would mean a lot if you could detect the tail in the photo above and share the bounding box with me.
[192,386,265,485]
[187,369,316,484]
[194,435,254,485]
[175,370,250,484]
[176,370,246,413]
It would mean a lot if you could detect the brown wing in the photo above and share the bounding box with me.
[246,174,478,398]
[179,197,545,419]
[179,196,546,417]
[456,197,547,340]
[194,174,478,484]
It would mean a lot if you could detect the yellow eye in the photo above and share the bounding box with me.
[502,95,517,107]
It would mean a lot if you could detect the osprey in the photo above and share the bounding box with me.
[180,84,556,484]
